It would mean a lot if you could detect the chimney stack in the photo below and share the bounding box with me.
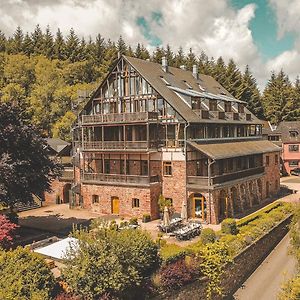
[162,56,168,72]
[192,64,199,79]
[180,65,186,70]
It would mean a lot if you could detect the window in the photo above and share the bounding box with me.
[289,130,299,138]
[289,145,299,152]
[266,156,269,166]
[275,154,279,165]
[289,160,299,167]
[104,159,110,174]
[141,160,148,176]
[224,102,232,112]
[163,161,172,176]
[238,104,244,113]
[209,100,218,111]
[92,195,99,204]
[132,198,140,208]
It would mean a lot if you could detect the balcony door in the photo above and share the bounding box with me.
[192,193,207,221]
[111,196,120,214]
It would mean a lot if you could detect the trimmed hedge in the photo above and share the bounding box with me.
[200,228,216,245]
[236,202,283,227]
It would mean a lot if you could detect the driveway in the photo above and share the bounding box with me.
[233,234,297,300]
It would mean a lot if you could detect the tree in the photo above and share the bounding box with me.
[12,26,24,54]
[186,48,197,70]
[43,25,54,59]
[262,70,294,124]
[54,28,66,60]
[0,215,18,249]
[23,33,33,57]
[117,35,127,55]
[174,47,185,68]
[237,65,265,119]
[52,111,76,142]
[0,103,61,208]
[0,247,57,299]
[63,223,159,299]
[65,28,80,62]
[31,24,44,55]
[223,59,243,98]
[0,30,6,52]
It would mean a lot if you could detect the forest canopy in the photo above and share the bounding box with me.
[0,25,300,141]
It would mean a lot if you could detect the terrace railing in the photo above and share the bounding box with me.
[82,140,155,150]
[82,173,159,185]
[81,111,159,125]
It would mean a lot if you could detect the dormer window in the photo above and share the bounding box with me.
[209,100,218,111]
[160,76,171,86]
[224,101,232,112]
[289,130,299,138]
[183,80,193,89]
[238,104,244,113]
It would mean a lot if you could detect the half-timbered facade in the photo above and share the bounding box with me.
[71,56,280,224]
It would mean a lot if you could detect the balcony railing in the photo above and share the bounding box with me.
[82,112,159,125]
[187,166,265,187]
[193,109,253,122]
[82,140,156,151]
[82,173,160,185]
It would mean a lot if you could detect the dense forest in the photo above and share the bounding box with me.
[0,25,299,141]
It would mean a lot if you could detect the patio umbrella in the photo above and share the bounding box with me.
[181,201,188,220]
[163,206,170,230]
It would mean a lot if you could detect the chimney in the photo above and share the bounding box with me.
[162,56,168,72]
[180,65,186,70]
[192,64,199,79]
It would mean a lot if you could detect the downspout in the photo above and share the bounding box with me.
[208,158,216,223]
[184,122,190,215]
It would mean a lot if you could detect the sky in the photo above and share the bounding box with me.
[1,0,300,89]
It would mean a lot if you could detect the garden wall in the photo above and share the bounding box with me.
[157,214,292,300]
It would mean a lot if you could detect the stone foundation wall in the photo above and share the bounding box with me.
[81,183,160,219]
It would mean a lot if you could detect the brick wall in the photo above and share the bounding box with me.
[44,179,71,204]
[162,161,186,213]
[263,152,281,198]
[81,183,160,219]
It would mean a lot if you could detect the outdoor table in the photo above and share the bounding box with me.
[174,222,202,240]
[158,217,183,233]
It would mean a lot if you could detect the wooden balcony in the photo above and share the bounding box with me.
[187,166,265,188]
[82,173,160,185]
[81,111,159,125]
[193,110,252,122]
[82,140,156,151]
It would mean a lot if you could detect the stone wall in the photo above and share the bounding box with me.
[81,183,161,219]
[44,179,71,204]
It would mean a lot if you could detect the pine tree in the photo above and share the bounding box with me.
[43,25,54,59]
[186,48,197,70]
[165,44,174,66]
[135,43,142,58]
[31,24,44,55]
[92,34,106,65]
[12,26,24,54]
[54,28,66,60]
[223,59,243,98]
[236,65,264,119]
[0,30,6,52]
[126,45,134,57]
[117,35,127,55]
[211,57,226,85]
[262,70,294,124]
[65,28,80,62]
[174,47,185,68]
[140,44,150,60]
[23,33,33,57]
[152,46,165,63]
[198,51,209,74]
[285,76,300,120]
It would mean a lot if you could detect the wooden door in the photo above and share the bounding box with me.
[112,197,120,214]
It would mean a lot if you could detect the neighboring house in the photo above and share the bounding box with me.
[71,56,280,224]
[275,122,300,175]
[44,138,73,204]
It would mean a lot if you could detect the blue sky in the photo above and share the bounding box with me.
[230,0,295,60]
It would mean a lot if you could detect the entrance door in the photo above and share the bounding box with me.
[193,195,206,220]
[111,197,120,214]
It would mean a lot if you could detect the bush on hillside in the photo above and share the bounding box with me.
[221,218,238,235]
[200,228,216,245]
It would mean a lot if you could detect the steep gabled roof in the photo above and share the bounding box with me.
[46,138,70,155]
[83,55,261,124]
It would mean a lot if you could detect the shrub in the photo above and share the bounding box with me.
[219,234,247,256]
[221,218,238,235]
[0,214,18,248]
[129,217,138,225]
[158,259,198,291]
[278,275,300,300]
[159,243,187,264]
[0,247,57,300]
[142,214,151,223]
[200,228,216,245]
[63,226,159,299]
[55,293,80,300]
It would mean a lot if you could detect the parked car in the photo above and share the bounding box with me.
[290,168,300,176]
